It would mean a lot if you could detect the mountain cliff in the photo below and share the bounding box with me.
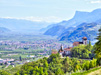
[58,9,101,27]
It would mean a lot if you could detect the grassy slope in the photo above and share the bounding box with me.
[88,68,101,75]
[4,65,22,75]
[72,66,101,75]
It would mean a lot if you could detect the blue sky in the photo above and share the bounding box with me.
[0,0,101,22]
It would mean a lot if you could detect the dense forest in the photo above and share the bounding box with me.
[14,54,97,75]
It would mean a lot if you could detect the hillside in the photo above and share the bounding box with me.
[44,9,101,42]
[0,27,11,33]
[72,67,101,75]
[59,22,101,42]
[2,53,98,75]
[0,18,50,34]
[44,25,66,36]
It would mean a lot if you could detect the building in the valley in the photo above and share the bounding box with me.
[6,59,15,63]
[0,58,4,63]
[0,58,15,64]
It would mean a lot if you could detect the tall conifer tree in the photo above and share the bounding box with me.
[95,27,101,65]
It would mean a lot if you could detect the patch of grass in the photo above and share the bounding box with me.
[88,69,101,75]
[4,65,22,75]
[71,66,101,75]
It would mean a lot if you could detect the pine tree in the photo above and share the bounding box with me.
[94,27,101,65]
[19,56,22,61]
[89,40,91,49]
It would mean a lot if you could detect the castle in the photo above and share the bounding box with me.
[58,37,88,57]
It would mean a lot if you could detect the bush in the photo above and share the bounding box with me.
[0,70,10,75]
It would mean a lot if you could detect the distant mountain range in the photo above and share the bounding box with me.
[44,25,66,36]
[44,8,101,43]
[0,8,101,43]
[59,22,100,42]
[0,27,11,33]
[0,18,51,34]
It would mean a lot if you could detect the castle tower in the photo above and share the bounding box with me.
[58,45,63,52]
[58,45,64,57]
[82,37,87,45]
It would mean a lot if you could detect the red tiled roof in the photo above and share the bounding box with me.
[59,50,64,53]
[64,47,72,51]
[52,51,58,54]
[73,42,80,46]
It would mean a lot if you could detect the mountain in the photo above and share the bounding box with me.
[58,8,101,27]
[59,22,101,42]
[44,25,66,36]
[0,27,11,33]
[57,27,75,40]
[44,8,101,36]
[40,24,57,33]
[0,18,50,34]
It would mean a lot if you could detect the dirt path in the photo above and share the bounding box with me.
[88,69,101,75]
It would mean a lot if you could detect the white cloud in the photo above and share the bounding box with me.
[90,0,101,4]
[1,16,64,23]
[85,0,101,4]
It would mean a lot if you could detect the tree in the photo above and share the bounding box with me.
[55,68,64,75]
[63,57,71,72]
[89,40,92,49]
[48,53,60,63]
[71,45,91,59]
[94,27,101,65]
[43,60,48,68]
[43,68,48,75]
[19,56,22,61]
[0,70,10,75]
[86,40,92,51]
[85,61,90,70]
[37,67,44,75]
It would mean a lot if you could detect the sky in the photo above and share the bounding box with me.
[0,0,101,22]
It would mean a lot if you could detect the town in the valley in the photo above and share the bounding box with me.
[0,37,88,68]
[0,39,68,68]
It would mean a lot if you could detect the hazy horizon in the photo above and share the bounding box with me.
[0,0,101,23]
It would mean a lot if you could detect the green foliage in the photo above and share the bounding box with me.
[71,45,93,59]
[19,56,22,61]
[94,27,101,65]
[71,66,101,75]
[89,58,97,68]
[97,58,101,66]
[0,70,11,75]
[0,47,99,75]
[48,53,60,63]
[55,68,64,75]
[13,54,98,75]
